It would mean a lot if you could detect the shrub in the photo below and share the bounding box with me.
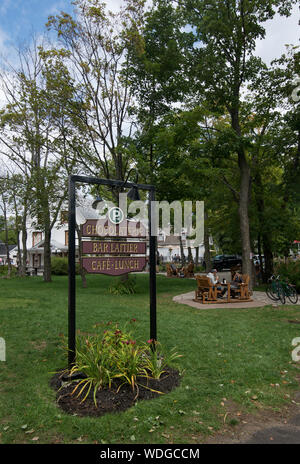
[0,265,17,276]
[51,257,68,275]
[51,257,80,275]
[108,276,137,295]
[274,261,300,292]
[194,264,205,272]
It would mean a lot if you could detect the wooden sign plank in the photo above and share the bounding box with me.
[82,241,146,255]
[81,219,147,238]
[82,256,147,276]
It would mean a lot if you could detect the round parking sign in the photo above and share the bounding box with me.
[108,207,124,224]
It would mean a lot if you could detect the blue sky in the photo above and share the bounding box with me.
[0,0,299,64]
[0,0,74,49]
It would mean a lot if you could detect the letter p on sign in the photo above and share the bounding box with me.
[0,337,6,361]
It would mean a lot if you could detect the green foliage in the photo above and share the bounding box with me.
[51,257,68,275]
[142,340,182,380]
[194,264,205,272]
[108,276,137,295]
[0,265,17,276]
[66,322,182,405]
[51,257,80,275]
[274,261,300,293]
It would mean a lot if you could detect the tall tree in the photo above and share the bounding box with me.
[125,0,193,184]
[46,0,146,198]
[0,39,76,282]
[177,0,297,284]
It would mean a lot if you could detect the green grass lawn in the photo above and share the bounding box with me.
[1,274,300,444]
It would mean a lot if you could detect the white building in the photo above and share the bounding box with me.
[156,230,204,263]
[18,206,99,275]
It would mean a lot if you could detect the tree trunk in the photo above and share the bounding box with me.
[262,234,274,282]
[2,196,11,278]
[21,214,28,276]
[254,170,274,283]
[16,230,22,277]
[231,105,252,288]
[195,246,199,265]
[43,224,52,283]
[238,152,252,287]
[204,210,211,272]
[179,236,186,265]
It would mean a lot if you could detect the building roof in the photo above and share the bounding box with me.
[28,239,68,253]
[159,235,182,246]
[0,242,17,256]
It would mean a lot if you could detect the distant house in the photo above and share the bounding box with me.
[156,230,204,263]
[0,241,17,266]
[19,206,99,275]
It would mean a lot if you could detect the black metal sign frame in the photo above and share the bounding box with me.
[68,174,157,368]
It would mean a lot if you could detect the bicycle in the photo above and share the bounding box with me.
[280,280,298,304]
[266,275,283,302]
[266,275,298,305]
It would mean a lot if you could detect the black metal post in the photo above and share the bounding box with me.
[149,187,157,343]
[68,176,76,368]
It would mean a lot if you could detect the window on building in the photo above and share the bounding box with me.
[61,211,68,224]
[33,254,41,268]
[32,232,42,247]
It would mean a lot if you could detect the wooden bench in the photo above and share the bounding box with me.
[230,264,242,280]
[183,262,194,278]
[166,263,179,277]
[194,276,221,303]
[232,274,251,300]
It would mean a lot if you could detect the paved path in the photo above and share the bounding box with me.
[172,289,284,309]
[243,414,300,444]
[218,393,300,444]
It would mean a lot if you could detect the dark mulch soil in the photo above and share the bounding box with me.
[50,368,180,417]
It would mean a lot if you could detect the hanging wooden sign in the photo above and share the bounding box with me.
[82,241,146,255]
[82,256,147,276]
[81,219,147,238]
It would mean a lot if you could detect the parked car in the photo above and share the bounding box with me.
[211,254,242,271]
[253,254,265,266]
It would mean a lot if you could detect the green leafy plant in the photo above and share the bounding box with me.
[0,265,17,276]
[51,257,80,276]
[274,261,300,292]
[63,322,182,406]
[142,340,183,380]
[108,276,137,295]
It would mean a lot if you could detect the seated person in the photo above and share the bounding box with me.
[170,263,178,275]
[207,269,226,297]
[230,271,243,298]
[176,263,185,277]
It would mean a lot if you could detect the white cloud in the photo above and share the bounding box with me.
[255,4,299,64]
[44,0,71,16]
[0,26,18,65]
